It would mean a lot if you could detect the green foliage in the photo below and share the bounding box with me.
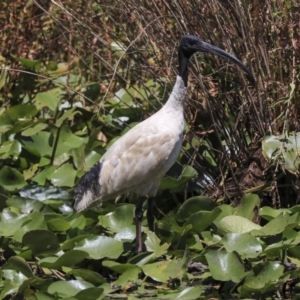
[0,193,299,298]
[263,132,300,174]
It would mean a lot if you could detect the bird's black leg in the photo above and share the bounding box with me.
[147,197,155,232]
[135,196,147,253]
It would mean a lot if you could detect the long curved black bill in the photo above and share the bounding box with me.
[197,40,255,83]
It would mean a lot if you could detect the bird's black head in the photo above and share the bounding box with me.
[179,35,206,59]
[178,35,255,86]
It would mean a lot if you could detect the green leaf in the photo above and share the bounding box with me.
[14,211,47,242]
[252,212,299,236]
[39,250,88,269]
[22,230,60,256]
[50,163,77,187]
[0,209,30,236]
[264,234,300,253]
[174,286,204,300]
[22,131,52,157]
[102,261,137,274]
[0,140,22,159]
[56,125,88,156]
[163,248,188,281]
[74,236,123,259]
[61,234,91,251]
[176,196,217,221]
[55,107,80,127]
[259,206,290,221]
[160,165,197,190]
[0,166,27,191]
[34,292,56,300]
[69,215,86,230]
[47,280,94,298]
[7,256,34,278]
[47,218,71,232]
[12,55,41,70]
[98,204,135,232]
[142,260,171,283]
[0,270,27,298]
[222,233,262,258]
[235,193,260,220]
[0,104,38,124]
[83,83,101,102]
[216,215,261,234]
[241,261,284,292]
[262,133,300,174]
[74,287,104,300]
[185,207,222,234]
[114,267,141,288]
[205,250,245,283]
[34,88,62,112]
[6,196,43,214]
[144,231,170,257]
[67,268,106,285]
[22,123,48,136]
[114,226,136,242]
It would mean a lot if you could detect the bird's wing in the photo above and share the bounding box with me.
[99,122,180,196]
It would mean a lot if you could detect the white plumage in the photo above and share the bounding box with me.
[74,77,186,212]
[74,35,254,252]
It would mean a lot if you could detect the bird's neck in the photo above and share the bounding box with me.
[178,50,190,87]
[163,49,189,110]
[164,76,187,110]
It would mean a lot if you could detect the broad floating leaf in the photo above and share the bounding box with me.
[222,233,262,258]
[0,166,27,191]
[98,204,135,232]
[241,261,284,292]
[47,280,94,298]
[259,206,290,221]
[22,230,60,256]
[114,267,141,288]
[67,268,106,286]
[185,207,222,234]
[0,209,30,236]
[102,261,137,274]
[205,250,245,283]
[174,286,204,300]
[114,226,136,242]
[216,215,261,234]
[160,165,197,190]
[7,256,34,278]
[235,193,260,220]
[14,211,47,242]
[0,270,27,298]
[74,236,123,259]
[74,287,104,300]
[50,163,77,187]
[34,88,62,112]
[252,212,299,236]
[39,250,88,269]
[22,123,48,136]
[176,196,217,221]
[142,260,171,283]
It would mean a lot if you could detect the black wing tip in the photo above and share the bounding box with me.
[73,161,103,211]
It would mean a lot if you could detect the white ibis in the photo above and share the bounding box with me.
[74,35,255,252]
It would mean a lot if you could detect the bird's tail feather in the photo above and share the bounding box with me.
[73,161,102,212]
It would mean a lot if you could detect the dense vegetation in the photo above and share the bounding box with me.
[1,0,300,299]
